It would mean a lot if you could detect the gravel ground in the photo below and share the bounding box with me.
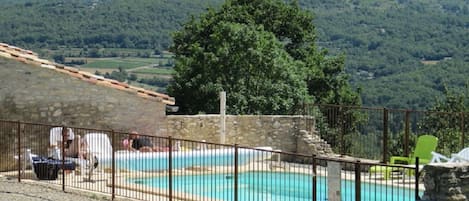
[0,176,133,201]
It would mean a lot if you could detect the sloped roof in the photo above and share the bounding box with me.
[0,42,175,105]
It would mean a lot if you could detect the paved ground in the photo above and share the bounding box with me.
[0,176,133,201]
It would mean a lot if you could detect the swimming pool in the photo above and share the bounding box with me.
[129,171,419,201]
[84,132,273,171]
[98,147,273,171]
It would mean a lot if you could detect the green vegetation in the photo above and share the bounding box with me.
[0,0,467,110]
[95,67,169,92]
[0,0,221,50]
[418,84,469,155]
[83,60,144,69]
[81,58,159,69]
[306,0,468,109]
[132,68,173,75]
[169,0,359,115]
[39,47,157,60]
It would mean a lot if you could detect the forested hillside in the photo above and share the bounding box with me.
[0,0,221,50]
[307,0,469,109]
[0,0,467,109]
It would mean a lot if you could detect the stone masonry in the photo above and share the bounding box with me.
[166,114,334,156]
[0,57,167,135]
[422,163,469,201]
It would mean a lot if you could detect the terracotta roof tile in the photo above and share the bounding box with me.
[0,43,175,105]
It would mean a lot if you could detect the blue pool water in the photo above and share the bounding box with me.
[129,171,420,201]
[101,148,272,171]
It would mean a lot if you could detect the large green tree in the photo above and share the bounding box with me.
[169,0,360,114]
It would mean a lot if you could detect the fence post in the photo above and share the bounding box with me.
[61,126,66,191]
[312,154,317,201]
[111,130,116,200]
[234,144,239,201]
[383,108,389,163]
[340,106,346,155]
[355,161,361,201]
[17,121,21,182]
[461,112,465,150]
[168,136,173,201]
[415,157,420,200]
[404,110,410,157]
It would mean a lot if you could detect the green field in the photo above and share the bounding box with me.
[80,58,160,69]
[57,52,174,93]
[37,46,174,70]
[76,57,174,90]
[132,68,174,75]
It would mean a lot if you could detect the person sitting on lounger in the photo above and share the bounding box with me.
[66,135,88,159]
[49,127,88,159]
[128,131,156,152]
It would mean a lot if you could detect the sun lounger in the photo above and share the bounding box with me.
[431,147,469,163]
[26,149,75,180]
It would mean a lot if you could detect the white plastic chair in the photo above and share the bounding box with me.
[62,133,111,182]
[83,133,113,159]
[25,149,38,179]
[82,133,113,179]
[431,147,469,163]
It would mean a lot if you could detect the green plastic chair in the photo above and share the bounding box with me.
[369,134,438,179]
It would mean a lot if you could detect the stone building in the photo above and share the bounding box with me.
[0,43,174,135]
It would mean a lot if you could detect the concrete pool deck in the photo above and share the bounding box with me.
[0,174,132,201]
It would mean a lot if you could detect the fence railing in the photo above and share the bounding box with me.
[0,120,421,201]
[305,104,468,162]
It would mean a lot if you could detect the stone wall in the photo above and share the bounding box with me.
[0,57,167,135]
[422,163,469,201]
[166,114,334,155]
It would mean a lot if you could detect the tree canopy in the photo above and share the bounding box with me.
[168,0,360,115]
[0,0,221,50]
[1,0,466,110]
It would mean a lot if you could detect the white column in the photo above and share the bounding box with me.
[220,91,226,144]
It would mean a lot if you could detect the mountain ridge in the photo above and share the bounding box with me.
[0,0,467,109]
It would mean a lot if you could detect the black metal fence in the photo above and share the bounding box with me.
[0,120,420,201]
[306,104,468,162]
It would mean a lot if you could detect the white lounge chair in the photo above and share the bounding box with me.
[25,149,39,179]
[15,149,49,179]
[430,147,469,163]
[83,133,113,159]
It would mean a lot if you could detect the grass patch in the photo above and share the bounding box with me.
[132,68,174,75]
[81,58,159,69]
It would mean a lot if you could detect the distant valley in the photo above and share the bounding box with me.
[0,0,467,109]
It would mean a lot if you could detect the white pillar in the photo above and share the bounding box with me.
[328,161,341,201]
[220,91,226,144]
